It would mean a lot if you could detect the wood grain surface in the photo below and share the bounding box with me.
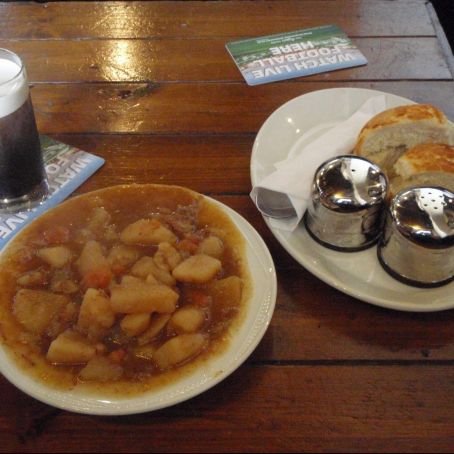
[1,37,451,82]
[0,1,436,39]
[26,82,454,134]
[1,1,454,452]
[3,365,454,452]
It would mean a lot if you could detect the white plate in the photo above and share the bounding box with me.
[251,87,454,312]
[0,198,277,415]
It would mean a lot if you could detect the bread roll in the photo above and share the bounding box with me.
[390,143,454,194]
[353,104,454,175]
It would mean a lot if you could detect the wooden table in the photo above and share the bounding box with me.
[1,1,454,452]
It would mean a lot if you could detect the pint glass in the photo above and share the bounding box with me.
[0,48,48,212]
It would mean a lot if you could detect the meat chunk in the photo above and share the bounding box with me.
[13,289,69,335]
[159,203,198,236]
[47,330,96,364]
[172,254,222,284]
[77,288,115,339]
[120,219,177,245]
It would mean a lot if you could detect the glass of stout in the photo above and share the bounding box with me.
[0,48,48,213]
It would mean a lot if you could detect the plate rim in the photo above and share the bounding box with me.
[250,87,454,313]
[0,190,277,415]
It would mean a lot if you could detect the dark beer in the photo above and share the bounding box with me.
[0,96,46,199]
[0,48,48,211]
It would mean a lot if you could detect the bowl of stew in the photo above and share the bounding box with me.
[0,184,276,414]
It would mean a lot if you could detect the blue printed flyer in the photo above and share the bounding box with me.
[226,24,368,85]
[0,136,105,250]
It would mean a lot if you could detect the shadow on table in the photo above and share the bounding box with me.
[431,0,454,53]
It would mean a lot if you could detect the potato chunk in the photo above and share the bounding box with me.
[107,244,141,273]
[87,206,111,233]
[120,219,177,245]
[17,269,48,287]
[137,313,171,346]
[153,333,207,370]
[50,269,79,294]
[37,246,72,268]
[145,273,158,285]
[197,236,224,259]
[77,289,115,339]
[153,242,182,271]
[76,240,110,277]
[50,276,79,294]
[172,254,222,284]
[47,330,96,364]
[210,275,243,320]
[110,281,179,314]
[131,256,176,286]
[78,356,123,381]
[76,240,112,289]
[120,313,151,337]
[13,289,69,335]
[169,305,206,334]
[120,275,144,286]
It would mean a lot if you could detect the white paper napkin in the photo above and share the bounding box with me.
[250,95,389,231]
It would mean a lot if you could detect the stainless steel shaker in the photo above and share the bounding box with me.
[378,186,454,287]
[304,155,388,251]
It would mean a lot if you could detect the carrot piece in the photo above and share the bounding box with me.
[178,239,199,254]
[108,349,127,364]
[111,263,127,276]
[81,268,113,290]
[186,289,212,307]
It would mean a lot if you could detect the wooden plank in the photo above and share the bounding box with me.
[0,1,435,40]
[253,268,454,361]
[52,134,253,194]
[2,37,451,83]
[31,81,454,135]
[2,365,454,452]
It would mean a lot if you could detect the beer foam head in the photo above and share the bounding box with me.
[0,50,29,118]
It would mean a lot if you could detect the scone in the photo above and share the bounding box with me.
[390,143,454,194]
[353,104,454,175]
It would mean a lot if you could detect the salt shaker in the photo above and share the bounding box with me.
[378,186,454,287]
[304,155,388,251]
